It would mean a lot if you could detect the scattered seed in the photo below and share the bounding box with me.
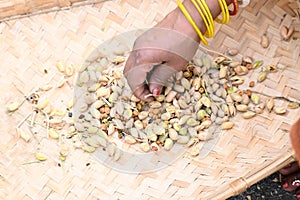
[288,102,299,109]
[249,81,255,87]
[221,121,234,130]
[227,48,239,56]
[164,138,174,151]
[40,84,53,91]
[190,146,200,156]
[257,71,267,82]
[274,106,286,115]
[252,60,263,69]
[251,94,260,104]
[261,35,269,48]
[242,111,256,119]
[56,62,65,72]
[65,65,74,77]
[7,102,20,112]
[35,152,47,161]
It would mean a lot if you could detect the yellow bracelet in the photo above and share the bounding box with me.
[215,0,230,24]
[195,0,214,38]
[177,0,208,45]
[190,0,213,38]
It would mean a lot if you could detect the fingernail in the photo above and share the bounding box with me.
[292,180,300,187]
[296,193,300,199]
[282,182,289,188]
[153,88,160,96]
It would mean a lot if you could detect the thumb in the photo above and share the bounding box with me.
[148,63,178,96]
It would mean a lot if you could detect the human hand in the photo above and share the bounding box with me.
[279,119,300,199]
[124,6,200,102]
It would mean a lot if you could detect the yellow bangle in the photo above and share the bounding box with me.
[195,0,214,38]
[191,0,213,38]
[215,0,230,24]
[177,0,208,45]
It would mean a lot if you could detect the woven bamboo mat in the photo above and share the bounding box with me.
[1,0,300,199]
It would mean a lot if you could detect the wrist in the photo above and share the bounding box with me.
[175,0,233,43]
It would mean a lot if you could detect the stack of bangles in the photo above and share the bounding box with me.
[177,0,239,45]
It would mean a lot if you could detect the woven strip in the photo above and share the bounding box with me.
[0,0,299,199]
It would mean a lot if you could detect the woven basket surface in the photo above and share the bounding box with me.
[1,0,300,199]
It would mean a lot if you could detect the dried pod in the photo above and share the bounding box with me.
[49,129,59,139]
[161,112,171,121]
[181,78,191,90]
[242,94,250,105]
[221,121,234,130]
[219,65,228,79]
[40,84,53,91]
[274,106,287,115]
[192,78,201,90]
[190,146,200,157]
[214,56,226,64]
[261,35,269,48]
[138,111,149,120]
[186,118,199,127]
[226,95,233,104]
[35,152,47,161]
[234,65,249,76]
[266,98,274,112]
[7,102,20,112]
[56,61,65,72]
[221,104,230,116]
[96,87,110,98]
[37,99,48,110]
[165,91,177,103]
[82,145,96,153]
[187,138,199,147]
[124,135,136,144]
[257,71,267,82]
[164,138,174,151]
[177,135,189,144]
[17,128,31,142]
[236,104,248,112]
[231,93,243,102]
[265,65,277,72]
[65,65,74,77]
[251,94,260,104]
[156,95,165,102]
[150,142,160,151]
[242,111,256,119]
[140,143,150,152]
[168,128,179,140]
[228,103,236,116]
[252,60,263,69]
[230,76,244,85]
[288,102,299,109]
[280,25,288,40]
[174,85,185,93]
[227,48,239,56]
[229,61,240,68]
[242,56,253,64]
[200,96,211,107]
[287,26,295,40]
[198,130,212,140]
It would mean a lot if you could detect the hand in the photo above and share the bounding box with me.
[124,7,200,102]
[279,119,300,199]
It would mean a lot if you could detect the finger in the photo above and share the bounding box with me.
[296,187,300,199]
[148,56,188,96]
[279,162,299,175]
[147,63,178,96]
[290,118,300,165]
[281,171,300,191]
[124,52,153,101]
